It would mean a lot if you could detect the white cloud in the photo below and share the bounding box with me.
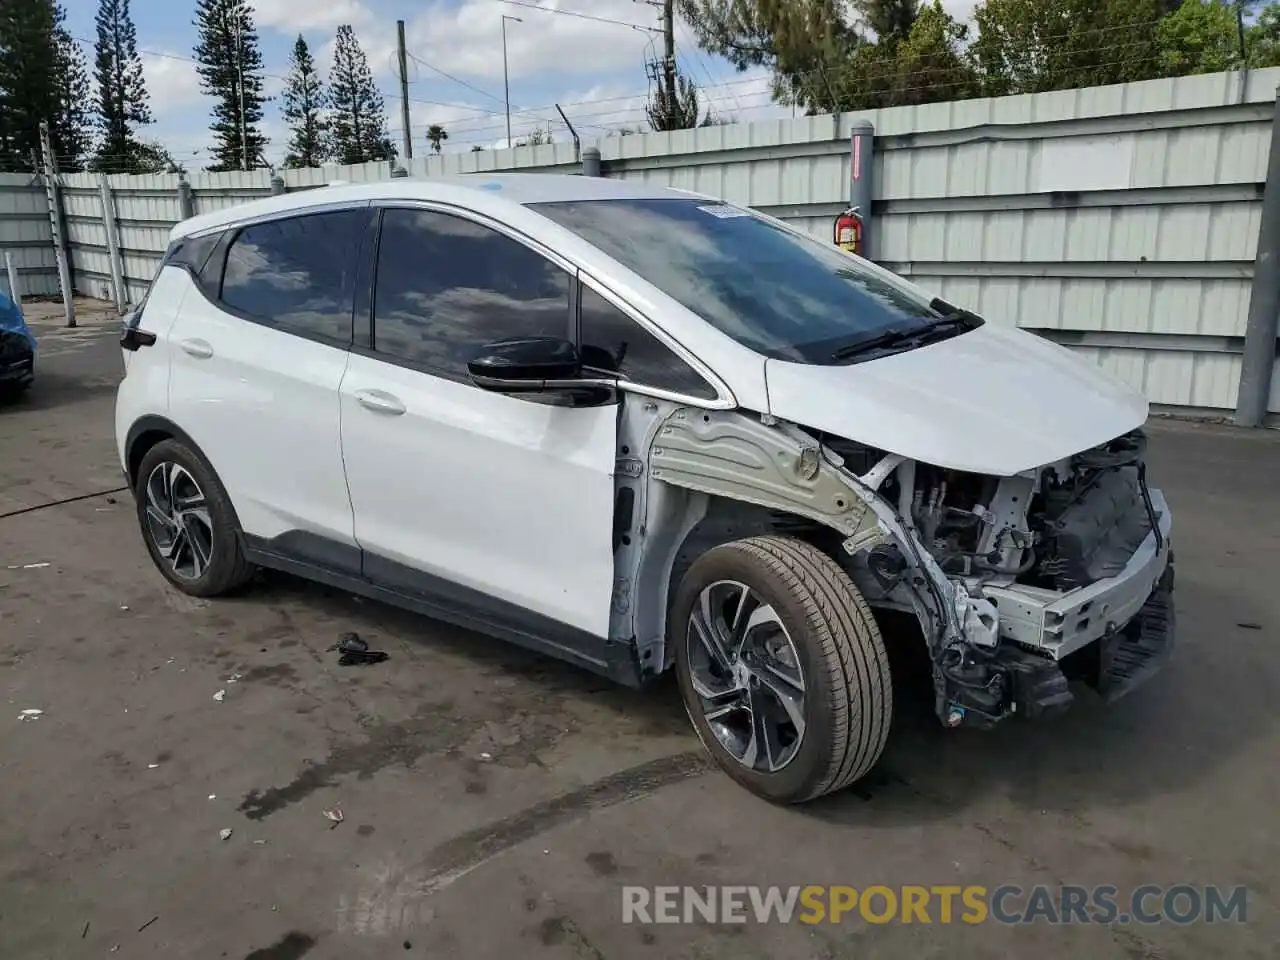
[401,0,655,83]
[141,53,204,117]
[249,0,372,33]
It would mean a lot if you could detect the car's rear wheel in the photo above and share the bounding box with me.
[672,535,891,803]
[134,439,254,597]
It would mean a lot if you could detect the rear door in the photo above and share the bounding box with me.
[166,206,374,568]
[339,205,618,643]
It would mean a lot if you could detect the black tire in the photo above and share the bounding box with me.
[134,438,254,597]
[672,535,891,803]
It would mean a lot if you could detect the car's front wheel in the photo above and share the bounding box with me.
[672,535,892,803]
[134,438,254,597]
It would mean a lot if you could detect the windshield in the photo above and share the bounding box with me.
[529,197,942,363]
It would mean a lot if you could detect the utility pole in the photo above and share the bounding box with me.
[37,125,75,328]
[397,20,413,161]
[661,0,676,118]
[502,15,521,148]
[231,14,248,171]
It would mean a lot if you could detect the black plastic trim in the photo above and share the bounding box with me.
[123,416,206,486]
[242,532,643,687]
[120,327,156,351]
[248,530,362,577]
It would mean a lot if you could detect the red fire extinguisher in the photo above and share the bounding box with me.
[833,207,864,256]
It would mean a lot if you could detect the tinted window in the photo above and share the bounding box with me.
[372,208,570,379]
[532,198,943,364]
[220,210,367,344]
[167,232,219,273]
[579,286,715,399]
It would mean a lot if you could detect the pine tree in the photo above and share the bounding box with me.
[52,25,93,171]
[92,0,151,172]
[328,25,394,165]
[282,35,327,168]
[193,0,268,171]
[0,0,61,170]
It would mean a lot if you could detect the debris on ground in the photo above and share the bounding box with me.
[219,828,233,841]
[226,673,243,683]
[328,632,389,666]
[1237,622,1263,630]
[208,794,216,800]
[323,807,345,828]
[18,709,42,722]
[212,689,226,703]
[479,752,493,761]
[146,763,159,769]
[137,916,159,933]
[80,921,89,939]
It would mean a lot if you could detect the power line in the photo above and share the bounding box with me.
[491,0,661,34]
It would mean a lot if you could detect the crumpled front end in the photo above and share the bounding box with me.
[822,428,1175,729]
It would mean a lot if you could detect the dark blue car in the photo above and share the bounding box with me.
[0,290,34,401]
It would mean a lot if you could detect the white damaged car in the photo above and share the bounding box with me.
[116,174,1174,803]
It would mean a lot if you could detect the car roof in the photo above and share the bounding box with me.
[171,173,708,240]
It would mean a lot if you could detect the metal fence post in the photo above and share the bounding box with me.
[1235,87,1280,427]
[5,251,22,307]
[177,174,195,220]
[270,172,285,196]
[37,122,74,327]
[848,118,875,260]
[98,173,128,313]
[582,146,602,177]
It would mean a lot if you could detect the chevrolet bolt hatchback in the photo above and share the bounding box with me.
[117,174,1174,803]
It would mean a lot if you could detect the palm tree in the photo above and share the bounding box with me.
[426,123,448,154]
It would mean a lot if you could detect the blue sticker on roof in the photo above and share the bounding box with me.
[479,181,503,191]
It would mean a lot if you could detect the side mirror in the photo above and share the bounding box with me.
[468,336,582,392]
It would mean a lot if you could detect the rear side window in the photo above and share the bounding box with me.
[371,208,571,380]
[167,233,219,274]
[220,209,369,345]
[579,286,716,399]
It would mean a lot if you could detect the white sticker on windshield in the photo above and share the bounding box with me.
[697,203,750,219]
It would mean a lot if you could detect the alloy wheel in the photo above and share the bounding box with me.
[143,461,214,581]
[686,579,806,773]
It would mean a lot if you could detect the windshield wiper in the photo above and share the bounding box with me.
[927,298,986,330]
[829,324,931,361]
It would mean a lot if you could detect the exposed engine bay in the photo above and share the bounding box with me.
[610,401,1174,734]
[814,427,1173,729]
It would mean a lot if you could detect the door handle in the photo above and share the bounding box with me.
[179,338,214,359]
[354,389,406,416]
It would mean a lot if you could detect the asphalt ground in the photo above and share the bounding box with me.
[1,310,1277,959]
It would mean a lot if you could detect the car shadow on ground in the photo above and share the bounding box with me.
[7,370,120,414]
[212,563,1275,832]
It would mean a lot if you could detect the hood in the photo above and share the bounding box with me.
[765,322,1147,476]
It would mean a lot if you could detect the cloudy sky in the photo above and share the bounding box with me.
[63,0,976,168]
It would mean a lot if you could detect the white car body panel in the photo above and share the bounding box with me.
[114,267,189,471]
[339,353,618,639]
[165,276,357,546]
[765,321,1150,476]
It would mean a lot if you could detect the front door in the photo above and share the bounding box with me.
[339,206,617,643]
